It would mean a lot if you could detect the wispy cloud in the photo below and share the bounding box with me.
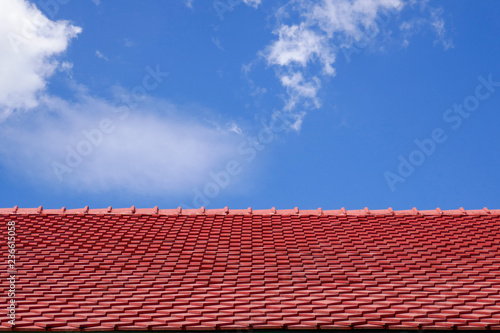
[252,0,453,132]
[124,38,136,48]
[0,93,241,195]
[399,1,453,50]
[95,50,109,61]
[280,72,321,111]
[227,122,243,135]
[264,23,336,75]
[214,0,262,20]
[59,61,74,78]
[257,0,404,131]
[211,37,224,51]
[429,7,453,50]
[243,0,261,9]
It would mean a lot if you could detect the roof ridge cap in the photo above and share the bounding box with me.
[1,206,499,216]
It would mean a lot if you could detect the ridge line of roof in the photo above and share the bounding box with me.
[0,206,499,216]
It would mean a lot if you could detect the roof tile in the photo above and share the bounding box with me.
[2,207,500,331]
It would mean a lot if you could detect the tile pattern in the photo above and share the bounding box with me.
[1,210,500,331]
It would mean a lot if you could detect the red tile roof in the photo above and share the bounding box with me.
[1,206,500,331]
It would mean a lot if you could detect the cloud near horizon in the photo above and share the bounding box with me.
[0,0,243,195]
[0,94,241,195]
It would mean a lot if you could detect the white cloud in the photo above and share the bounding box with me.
[260,0,404,131]
[305,0,403,39]
[257,0,453,131]
[0,94,241,194]
[264,23,335,75]
[184,0,194,9]
[0,0,242,196]
[0,0,81,119]
[280,72,321,111]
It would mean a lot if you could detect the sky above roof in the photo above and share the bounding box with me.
[0,0,499,210]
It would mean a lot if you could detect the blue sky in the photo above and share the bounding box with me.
[0,0,499,211]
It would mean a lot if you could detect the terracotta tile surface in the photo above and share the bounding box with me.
[1,207,500,331]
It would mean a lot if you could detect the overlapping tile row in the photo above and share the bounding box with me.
[1,211,500,331]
